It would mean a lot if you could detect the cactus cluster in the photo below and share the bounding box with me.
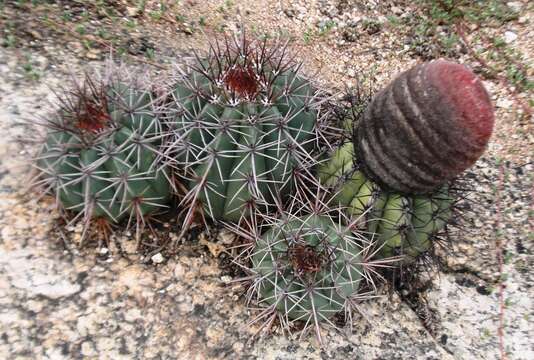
[30,34,495,343]
[244,59,493,336]
[355,60,494,194]
[320,143,454,262]
[314,60,493,264]
[34,69,171,243]
[162,36,329,224]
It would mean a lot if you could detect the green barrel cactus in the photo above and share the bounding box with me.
[249,212,376,340]
[35,69,171,242]
[320,143,454,262]
[163,35,327,223]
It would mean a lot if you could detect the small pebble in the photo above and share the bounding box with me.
[151,253,164,264]
[506,2,523,12]
[504,31,518,44]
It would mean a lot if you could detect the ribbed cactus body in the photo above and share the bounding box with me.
[357,60,494,194]
[320,143,453,262]
[165,37,323,222]
[37,81,171,223]
[252,215,364,321]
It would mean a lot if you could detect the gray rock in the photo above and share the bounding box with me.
[0,249,81,299]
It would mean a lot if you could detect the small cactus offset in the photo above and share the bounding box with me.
[34,66,171,244]
[163,33,329,224]
[320,143,454,263]
[356,60,494,194]
[240,195,387,342]
[252,215,364,320]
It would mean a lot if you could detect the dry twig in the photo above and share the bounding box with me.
[494,162,507,360]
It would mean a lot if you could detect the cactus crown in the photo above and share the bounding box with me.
[163,33,331,226]
[46,74,114,142]
[188,34,298,103]
[63,77,110,133]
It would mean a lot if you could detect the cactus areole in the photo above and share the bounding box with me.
[356,60,495,194]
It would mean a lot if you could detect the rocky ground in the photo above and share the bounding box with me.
[0,1,532,359]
